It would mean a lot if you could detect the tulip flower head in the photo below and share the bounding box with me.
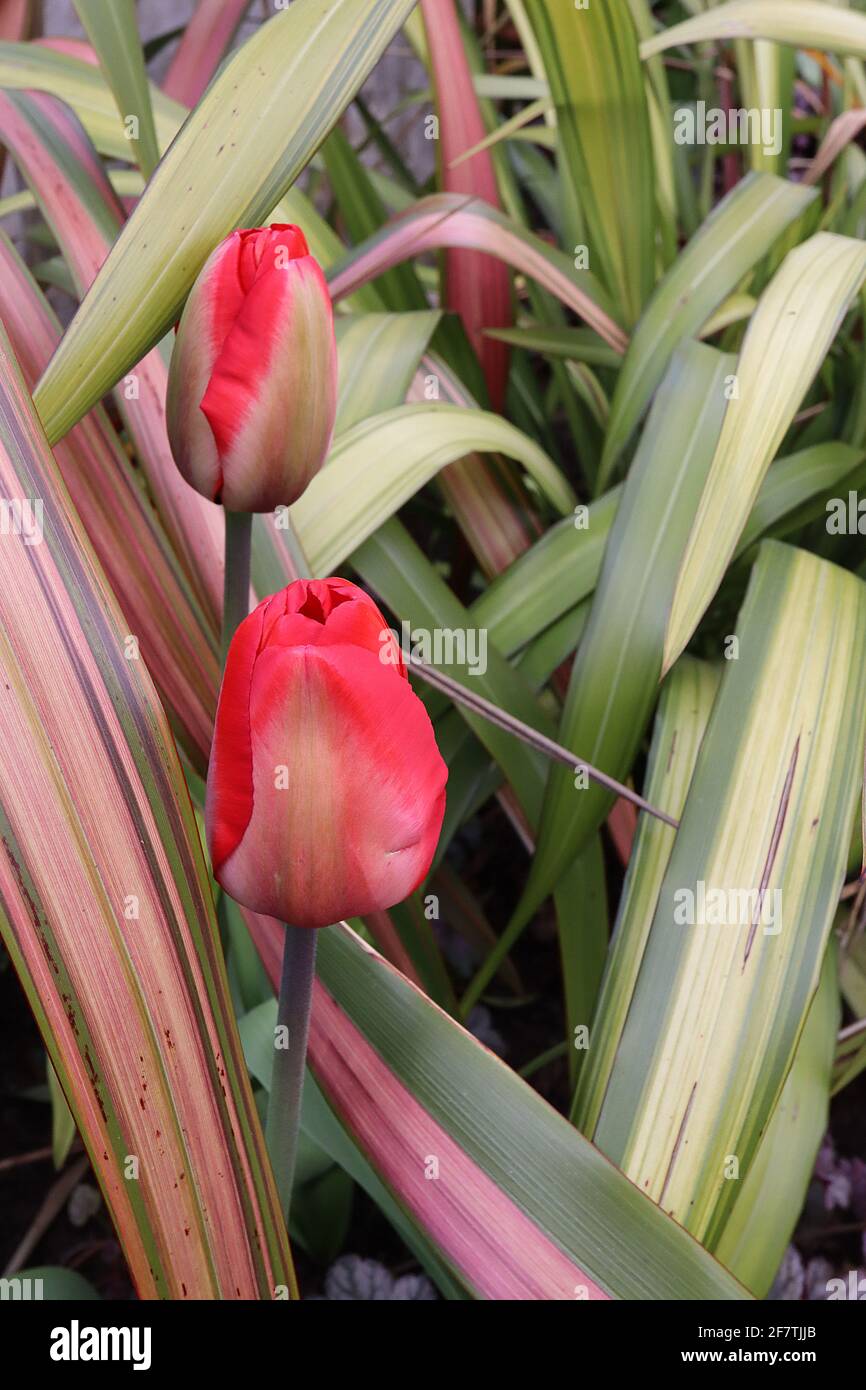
[206,578,448,928]
[167,224,337,512]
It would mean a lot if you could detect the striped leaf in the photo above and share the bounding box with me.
[0,324,293,1299]
[293,403,574,575]
[72,0,159,176]
[162,0,251,108]
[733,37,794,177]
[489,345,733,970]
[408,351,545,578]
[715,945,838,1295]
[0,38,183,157]
[575,652,836,1297]
[593,542,866,1247]
[664,232,866,672]
[0,88,224,623]
[0,232,218,770]
[487,323,621,369]
[421,0,512,408]
[526,0,654,325]
[327,193,628,353]
[245,915,746,1300]
[572,656,721,1133]
[641,0,866,63]
[333,311,440,436]
[34,0,418,440]
[599,172,816,487]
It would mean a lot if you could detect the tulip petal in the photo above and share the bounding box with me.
[166,233,244,501]
[168,224,335,511]
[237,223,309,293]
[215,642,446,927]
[205,600,265,872]
[276,577,404,670]
[200,254,337,511]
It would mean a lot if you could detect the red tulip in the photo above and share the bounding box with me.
[167,223,337,512]
[206,578,448,928]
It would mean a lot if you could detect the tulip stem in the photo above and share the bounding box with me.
[266,924,317,1222]
[221,510,253,666]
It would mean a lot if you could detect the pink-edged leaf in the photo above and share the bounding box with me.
[0,0,35,40]
[607,798,638,868]
[0,88,224,625]
[248,916,605,1299]
[309,981,604,1299]
[0,233,218,770]
[407,352,541,576]
[0,324,294,1299]
[420,0,511,410]
[803,109,866,186]
[34,36,100,63]
[162,0,251,108]
[360,908,424,988]
[329,193,628,355]
[246,913,748,1300]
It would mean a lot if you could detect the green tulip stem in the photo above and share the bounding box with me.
[266,924,318,1221]
[221,509,253,666]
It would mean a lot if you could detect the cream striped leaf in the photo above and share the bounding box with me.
[664,232,866,672]
[594,542,866,1247]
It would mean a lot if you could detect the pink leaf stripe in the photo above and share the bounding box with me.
[355,906,424,987]
[0,236,217,769]
[407,355,542,576]
[421,0,511,411]
[247,912,608,1300]
[34,35,100,63]
[803,110,866,187]
[162,0,251,108]
[0,90,224,625]
[329,193,629,355]
[0,0,33,41]
[0,329,293,1299]
[311,983,604,1300]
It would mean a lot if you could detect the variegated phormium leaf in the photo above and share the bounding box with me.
[0,323,293,1299]
[594,542,866,1248]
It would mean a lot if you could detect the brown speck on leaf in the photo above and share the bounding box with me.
[62,993,79,1034]
[666,730,678,774]
[84,1048,107,1121]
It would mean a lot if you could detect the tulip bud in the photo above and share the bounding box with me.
[166,224,337,512]
[206,578,448,928]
